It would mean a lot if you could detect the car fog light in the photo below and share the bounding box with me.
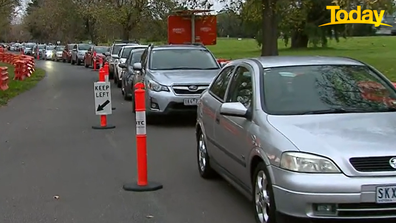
[313,204,336,216]
[151,102,159,109]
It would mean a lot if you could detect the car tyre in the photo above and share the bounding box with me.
[71,58,75,65]
[114,73,118,84]
[253,162,277,223]
[131,93,136,113]
[197,130,216,179]
[123,84,131,101]
[77,58,81,65]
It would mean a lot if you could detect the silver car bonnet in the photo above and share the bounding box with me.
[267,113,396,169]
[78,50,87,54]
[151,70,219,86]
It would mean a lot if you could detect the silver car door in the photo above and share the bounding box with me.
[204,66,235,164]
[214,64,255,186]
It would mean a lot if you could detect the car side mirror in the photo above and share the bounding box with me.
[104,52,110,56]
[72,49,77,51]
[113,55,119,59]
[133,62,142,71]
[220,102,247,117]
[118,63,127,68]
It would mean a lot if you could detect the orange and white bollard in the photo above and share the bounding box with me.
[123,82,163,192]
[99,57,103,68]
[92,67,115,130]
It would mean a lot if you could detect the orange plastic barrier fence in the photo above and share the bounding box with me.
[0,66,8,91]
[0,52,35,84]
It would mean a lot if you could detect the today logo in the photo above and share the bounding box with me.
[319,6,391,27]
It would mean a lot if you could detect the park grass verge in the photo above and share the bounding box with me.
[0,62,46,106]
[208,36,396,81]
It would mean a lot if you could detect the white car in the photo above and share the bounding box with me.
[114,45,147,88]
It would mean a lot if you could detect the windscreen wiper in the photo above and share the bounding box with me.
[300,107,360,115]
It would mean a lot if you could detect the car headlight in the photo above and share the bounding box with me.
[146,78,169,92]
[280,152,340,173]
[78,52,84,56]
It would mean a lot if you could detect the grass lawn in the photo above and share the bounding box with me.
[207,36,396,80]
[0,63,46,106]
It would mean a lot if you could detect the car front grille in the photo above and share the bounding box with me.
[337,202,396,217]
[349,156,396,172]
[172,85,208,95]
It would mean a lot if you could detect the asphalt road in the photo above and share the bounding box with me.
[0,60,254,223]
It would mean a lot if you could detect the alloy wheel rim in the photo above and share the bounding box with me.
[198,134,207,172]
[255,170,271,223]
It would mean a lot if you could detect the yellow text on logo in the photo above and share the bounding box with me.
[319,6,391,27]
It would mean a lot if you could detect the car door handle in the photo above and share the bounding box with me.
[215,117,220,124]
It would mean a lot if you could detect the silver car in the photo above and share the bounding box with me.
[196,56,396,222]
[132,44,221,119]
[71,43,91,65]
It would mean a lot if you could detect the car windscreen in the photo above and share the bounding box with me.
[26,44,34,48]
[38,45,45,49]
[95,47,109,53]
[46,46,55,50]
[130,50,144,65]
[112,45,126,55]
[78,44,90,50]
[263,65,396,115]
[149,49,219,70]
[56,46,65,51]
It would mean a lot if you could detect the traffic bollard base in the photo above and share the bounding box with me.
[91,125,116,130]
[123,182,163,192]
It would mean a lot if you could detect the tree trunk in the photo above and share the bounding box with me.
[261,0,278,56]
[291,31,309,48]
[122,27,130,40]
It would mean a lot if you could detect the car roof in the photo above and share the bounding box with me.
[152,45,206,51]
[122,45,148,49]
[114,43,137,46]
[95,46,109,48]
[248,56,364,68]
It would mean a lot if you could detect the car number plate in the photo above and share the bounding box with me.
[184,98,198,106]
[376,186,396,203]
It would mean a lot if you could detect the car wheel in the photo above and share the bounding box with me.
[253,162,277,223]
[123,84,131,101]
[77,58,81,65]
[197,131,216,179]
[131,93,136,113]
[117,79,122,88]
[114,73,118,84]
[71,58,75,65]
[109,67,114,79]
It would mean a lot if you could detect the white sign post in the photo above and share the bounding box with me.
[94,81,112,115]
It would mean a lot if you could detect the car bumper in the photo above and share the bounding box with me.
[271,166,396,220]
[145,90,200,115]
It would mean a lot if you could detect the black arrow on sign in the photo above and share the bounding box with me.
[97,100,110,111]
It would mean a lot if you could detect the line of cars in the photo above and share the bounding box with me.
[113,43,396,223]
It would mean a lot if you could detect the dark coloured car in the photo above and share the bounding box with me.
[119,48,145,100]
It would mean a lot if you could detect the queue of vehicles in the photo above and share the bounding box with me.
[114,43,396,223]
[3,40,396,223]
